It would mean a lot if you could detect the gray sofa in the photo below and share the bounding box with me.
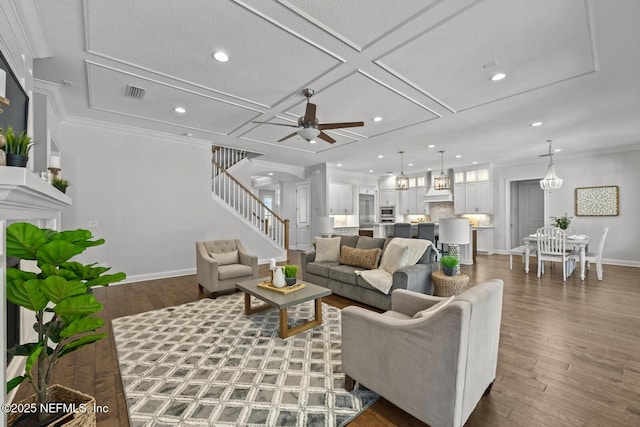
[300,235,439,310]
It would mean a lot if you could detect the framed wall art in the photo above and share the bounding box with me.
[575,185,619,216]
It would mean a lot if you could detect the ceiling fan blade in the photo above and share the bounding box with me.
[252,121,298,128]
[317,121,364,130]
[303,102,317,124]
[318,132,336,144]
[277,131,299,142]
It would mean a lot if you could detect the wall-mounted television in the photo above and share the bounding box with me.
[0,49,29,136]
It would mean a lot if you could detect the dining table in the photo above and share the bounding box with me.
[523,234,592,280]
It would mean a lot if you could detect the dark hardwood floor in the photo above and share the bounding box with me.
[12,252,640,426]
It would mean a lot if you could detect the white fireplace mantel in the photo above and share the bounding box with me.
[1,167,72,406]
[0,167,71,216]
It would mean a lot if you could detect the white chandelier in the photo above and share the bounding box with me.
[539,141,563,191]
[395,151,409,191]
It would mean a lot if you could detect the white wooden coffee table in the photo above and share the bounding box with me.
[236,277,332,339]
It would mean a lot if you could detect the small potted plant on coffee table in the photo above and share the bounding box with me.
[440,255,460,276]
[284,265,298,286]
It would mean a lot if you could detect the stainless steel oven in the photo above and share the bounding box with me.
[380,205,395,223]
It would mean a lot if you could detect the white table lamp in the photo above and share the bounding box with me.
[439,218,470,271]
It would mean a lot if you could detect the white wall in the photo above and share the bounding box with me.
[58,119,285,283]
[493,148,640,266]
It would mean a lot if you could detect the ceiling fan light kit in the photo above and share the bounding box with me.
[254,88,364,145]
[434,150,451,190]
[395,151,409,191]
[539,141,563,191]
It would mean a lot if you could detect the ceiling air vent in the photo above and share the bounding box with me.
[125,84,146,100]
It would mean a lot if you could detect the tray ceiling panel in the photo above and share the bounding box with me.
[280,72,439,138]
[84,0,342,107]
[277,0,439,50]
[377,0,596,111]
[87,62,262,135]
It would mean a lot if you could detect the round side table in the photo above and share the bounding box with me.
[431,270,469,297]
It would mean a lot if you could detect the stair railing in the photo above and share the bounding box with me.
[212,159,289,250]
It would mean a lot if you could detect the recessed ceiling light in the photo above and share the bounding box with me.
[490,72,506,81]
[408,163,414,166]
[268,172,274,176]
[369,170,374,173]
[378,155,384,158]
[174,106,186,114]
[213,51,229,62]
[372,116,382,122]
[427,168,432,171]
[472,161,478,165]
[428,144,435,148]
[337,164,342,167]
[530,121,543,127]
[554,148,562,152]
[456,155,462,158]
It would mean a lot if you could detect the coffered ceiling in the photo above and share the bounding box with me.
[31,0,640,175]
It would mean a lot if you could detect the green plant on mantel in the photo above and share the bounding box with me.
[5,222,126,423]
[3,126,33,156]
[52,177,70,193]
[550,212,572,230]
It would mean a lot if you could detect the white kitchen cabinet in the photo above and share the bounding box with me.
[329,183,354,215]
[466,182,491,213]
[454,169,492,214]
[399,187,427,214]
[454,183,466,214]
[476,228,494,253]
[378,176,396,190]
[359,185,376,195]
[379,188,396,207]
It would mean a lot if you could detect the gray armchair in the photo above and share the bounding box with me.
[342,280,504,427]
[196,239,258,298]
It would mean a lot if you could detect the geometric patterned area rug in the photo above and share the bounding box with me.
[112,292,379,426]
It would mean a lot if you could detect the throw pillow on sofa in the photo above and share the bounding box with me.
[315,236,341,262]
[340,245,382,270]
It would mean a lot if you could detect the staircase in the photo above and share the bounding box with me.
[212,146,289,250]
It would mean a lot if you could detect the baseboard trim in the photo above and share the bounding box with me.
[116,268,196,285]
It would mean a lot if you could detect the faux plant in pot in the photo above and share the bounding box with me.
[52,177,70,194]
[284,265,298,286]
[5,222,126,426]
[440,255,460,276]
[3,126,34,167]
[550,213,572,230]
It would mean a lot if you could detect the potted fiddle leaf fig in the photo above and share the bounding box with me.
[5,222,126,426]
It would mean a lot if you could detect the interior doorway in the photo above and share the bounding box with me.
[509,179,544,249]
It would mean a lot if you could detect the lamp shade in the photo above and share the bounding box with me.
[318,216,334,236]
[439,218,470,245]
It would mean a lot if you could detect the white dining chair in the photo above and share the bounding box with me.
[536,227,575,281]
[570,226,609,280]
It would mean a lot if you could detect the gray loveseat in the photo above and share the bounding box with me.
[300,235,439,310]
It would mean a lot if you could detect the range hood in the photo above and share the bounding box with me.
[425,187,453,202]
[424,169,454,202]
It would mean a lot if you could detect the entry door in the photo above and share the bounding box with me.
[296,182,311,250]
[514,180,544,247]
